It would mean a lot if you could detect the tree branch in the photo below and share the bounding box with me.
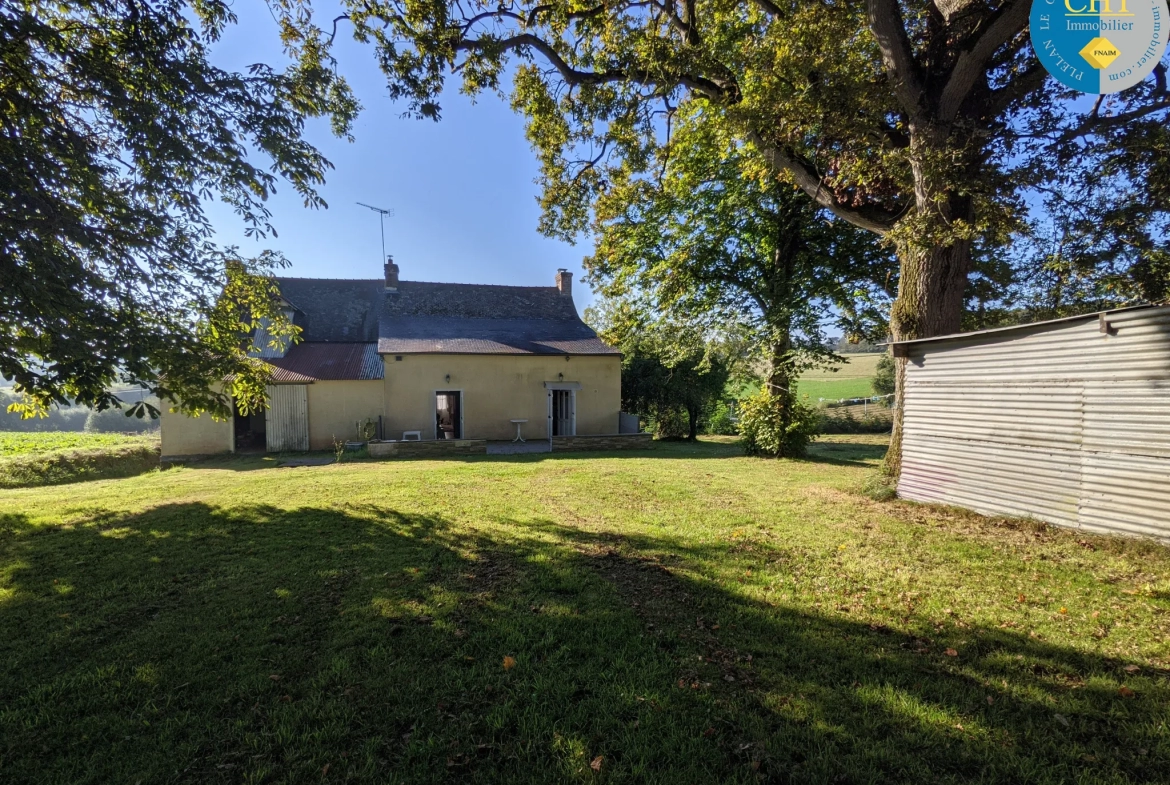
[457,33,733,100]
[747,0,785,17]
[748,131,900,235]
[461,10,522,36]
[938,0,1030,122]
[327,14,350,45]
[1060,96,1170,142]
[985,61,1048,117]
[865,0,925,116]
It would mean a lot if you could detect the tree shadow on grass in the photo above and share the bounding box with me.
[0,505,1164,784]
[802,439,888,468]
[179,439,748,473]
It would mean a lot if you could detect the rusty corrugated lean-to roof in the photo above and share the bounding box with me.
[266,343,383,383]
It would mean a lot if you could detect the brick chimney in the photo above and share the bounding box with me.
[556,268,572,298]
[384,256,399,292]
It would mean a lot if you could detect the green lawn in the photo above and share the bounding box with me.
[0,430,154,456]
[1,437,1167,783]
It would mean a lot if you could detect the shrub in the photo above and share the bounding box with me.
[861,473,897,501]
[704,400,737,435]
[737,388,819,457]
[872,353,896,397]
[0,396,89,432]
[649,408,689,439]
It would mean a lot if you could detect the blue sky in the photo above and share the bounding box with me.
[204,2,596,314]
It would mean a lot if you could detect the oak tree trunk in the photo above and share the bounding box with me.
[882,122,976,475]
[883,206,973,476]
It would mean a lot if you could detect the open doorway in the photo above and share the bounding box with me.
[435,391,462,439]
[233,399,266,452]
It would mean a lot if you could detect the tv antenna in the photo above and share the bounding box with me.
[357,202,394,262]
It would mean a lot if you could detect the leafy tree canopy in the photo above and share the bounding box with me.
[585,103,895,394]
[586,297,730,440]
[1,0,357,418]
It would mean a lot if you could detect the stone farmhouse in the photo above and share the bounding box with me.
[160,261,625,457]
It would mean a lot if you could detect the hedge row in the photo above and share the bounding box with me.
[0,443,161,488]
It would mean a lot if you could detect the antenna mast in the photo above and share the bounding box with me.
[357,202,394,262]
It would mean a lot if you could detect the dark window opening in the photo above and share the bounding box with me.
[233,399,266,452]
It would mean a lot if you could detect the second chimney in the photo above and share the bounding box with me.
[556,269,572,298]
[384,256,399,292]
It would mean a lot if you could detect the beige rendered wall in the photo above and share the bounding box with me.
[382,354,620,441]
[306,380,385,450]
[160,407,233,457]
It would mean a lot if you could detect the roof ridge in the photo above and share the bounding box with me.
[273,276,561,291]
[382,314,586,321]
[399,280,558,290]
[274,276,382,283]
[287,340,378,344]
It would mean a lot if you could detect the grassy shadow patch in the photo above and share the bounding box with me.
[0,502,1166,783]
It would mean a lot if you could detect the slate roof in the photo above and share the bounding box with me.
[267,342,383,382]
[272,276,618,357]
[274,278,383,342]
[379,281,618,355]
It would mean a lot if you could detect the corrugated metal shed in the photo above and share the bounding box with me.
[897,305,1170,540]
[265,384,309,452]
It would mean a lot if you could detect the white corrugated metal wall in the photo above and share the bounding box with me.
[899,306,1170,540]
[265,384,310,452]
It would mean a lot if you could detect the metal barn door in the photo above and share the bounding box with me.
[265,384,309,452]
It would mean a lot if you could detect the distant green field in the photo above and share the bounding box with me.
[733,355,886,402]
[797,377,878,401]
[797,354,884,401]
[801,353,883,379]
[0,431,155,457]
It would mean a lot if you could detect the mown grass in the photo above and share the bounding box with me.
[0,431,154,456]
[1,436,1167,784]
[0,432,160,488]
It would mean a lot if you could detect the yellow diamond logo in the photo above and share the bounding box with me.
[1080,37,1120,69]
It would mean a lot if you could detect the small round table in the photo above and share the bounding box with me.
[510,419,528,442]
